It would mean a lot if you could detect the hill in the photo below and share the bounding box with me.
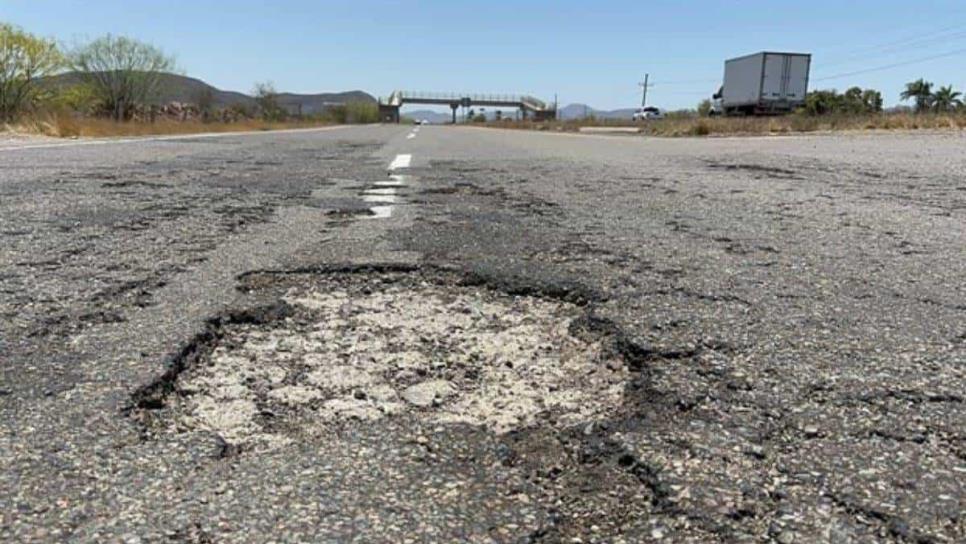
[404,110,453,124]
[558,103,639,120]
[42,72,376,114]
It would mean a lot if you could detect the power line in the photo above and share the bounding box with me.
[810,21,966,59]
[820,27,966,68]
[812,46,966,82]
[651,78,720,86]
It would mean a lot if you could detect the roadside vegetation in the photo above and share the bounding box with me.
[0,23,378,138]
[493,113,966,137]
[493,80,966,137]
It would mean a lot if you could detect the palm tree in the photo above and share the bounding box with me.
[901,79,934,113]
[931,85,962,113]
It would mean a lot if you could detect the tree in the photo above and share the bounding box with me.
[40,82,99,114]
[901,79,934,113]
[802,88,883,116]
[345,101,378,123]
[253,81,286,121]
[931,85,962,113]
[842,87,861,111]
[803,90,842,116]
[861,89,883,113]
[696,98,713,117]
[0,23,64,121]
[70,34,175,120]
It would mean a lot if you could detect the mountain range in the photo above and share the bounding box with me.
[43,72,376,114]
[43,71,648,121]
[557,104,641,120]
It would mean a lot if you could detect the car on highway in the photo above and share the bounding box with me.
[632,106,664,121]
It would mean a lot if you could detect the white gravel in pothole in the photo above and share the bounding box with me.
[173,281,628,448]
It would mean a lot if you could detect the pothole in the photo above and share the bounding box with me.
[138,271,630,451]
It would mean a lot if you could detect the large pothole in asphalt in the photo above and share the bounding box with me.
[148,271,629,450]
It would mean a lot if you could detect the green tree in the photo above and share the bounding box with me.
[861,89,883,113]
[40,83,99,114]
[696,98,712,117]
[0,23,64,121]
[253,81,286,121]
[931,85,962,113]
[345,101,378,123]
[70,34,176,120]
[803,90,842,116]
[901,79,934,113]
[803,88,884,116]
[843,87,865,114]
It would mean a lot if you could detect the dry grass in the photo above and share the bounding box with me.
[489,113,966,137]
[13,113,337,138]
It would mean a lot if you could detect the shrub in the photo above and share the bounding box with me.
[253,81,286,122]
[38,83,99,115]
[690,120,711,136]
[802,88,882,116]
[345,101,378,123]
[320,101,378,124]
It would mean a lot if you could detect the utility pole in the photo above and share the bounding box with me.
[639,73,650,109]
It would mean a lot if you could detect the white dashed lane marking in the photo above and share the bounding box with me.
[369,205,393,219]
[372,156,416,219]
[388,154,412,170]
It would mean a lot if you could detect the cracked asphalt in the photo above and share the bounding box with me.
[1,125,964,542]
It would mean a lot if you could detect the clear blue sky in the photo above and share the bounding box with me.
[4,0,966,109]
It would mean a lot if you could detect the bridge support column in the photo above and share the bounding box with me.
[450,103,459,124]
[379,104,400,123]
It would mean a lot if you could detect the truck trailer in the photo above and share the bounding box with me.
[712,52,811,116]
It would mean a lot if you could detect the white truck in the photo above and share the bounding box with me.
[711,52,811,116]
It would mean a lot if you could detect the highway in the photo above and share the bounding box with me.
[1,125,964,542]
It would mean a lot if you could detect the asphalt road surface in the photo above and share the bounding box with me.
[2,125,964,543]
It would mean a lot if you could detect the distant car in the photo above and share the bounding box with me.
[418,119,430,125]
[633,107,664,121]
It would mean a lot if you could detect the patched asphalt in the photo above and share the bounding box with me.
[1,126,964,542]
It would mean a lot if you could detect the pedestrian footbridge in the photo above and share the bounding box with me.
[379,91,557,123]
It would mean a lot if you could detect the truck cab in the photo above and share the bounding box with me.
[710,87,724,116]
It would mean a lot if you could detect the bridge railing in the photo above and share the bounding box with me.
[391,91,551,110]
[398,91,522,102]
